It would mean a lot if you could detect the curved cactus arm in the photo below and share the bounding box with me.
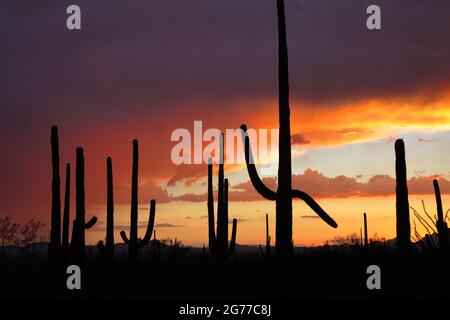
[85,216,97,229]
[291,189,338,228]
[97,240,105,255]
[228,218,238,255]
[240,124,277,201]
[120,231,130,244]
[138,199,156,248]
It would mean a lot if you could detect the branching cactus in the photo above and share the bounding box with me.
[240,0,337,265]
[98,157,115,264]
[395,139,411,254]
[61,163,71,260]
[207,134,237,266]
[49,125,61,265]
[71,147,97,265]
[120,139,156,266]
[433,179,449,253]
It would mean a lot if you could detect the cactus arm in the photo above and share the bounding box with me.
[291,189,338,228]
[120,231,130,244]
[138,200,156,248]
[85,216,97,229]
[240,125,277,201]
[228,218,238,254]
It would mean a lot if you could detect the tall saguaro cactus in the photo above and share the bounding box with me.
[98,157,115,264]
[120,139,156,266]
[61,163,71,260]
[394,139,412,296]
[71,147,97,265]
[240,0,337,266]
[49,126,61,264]
[433,179,448,252]
[395,139,411,254]
[207,134,237,266]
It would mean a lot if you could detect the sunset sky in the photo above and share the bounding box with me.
[1,0,450,246]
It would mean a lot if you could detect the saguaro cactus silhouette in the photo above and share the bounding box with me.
[71,147,97,265]
[61,163,71,260]
[120,139,156,266]
[433,179,449,252]
[49,126,61,265]
[395,139,411,254]
[394,139,412,296]
[207,135,237,266]
[363,212,368,250]
[265,214,271,257]
[98,157,115,264]
[240,0,337,265]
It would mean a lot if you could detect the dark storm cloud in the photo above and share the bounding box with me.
[2,0,450,122]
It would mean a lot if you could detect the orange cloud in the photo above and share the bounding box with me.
[240,93,450,148]
[167,164,206,186]
[172,170,450,202]
[291,134,311,146]
[291,95,450,146]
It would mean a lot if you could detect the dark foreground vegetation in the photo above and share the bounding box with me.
[0,242,449,300]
